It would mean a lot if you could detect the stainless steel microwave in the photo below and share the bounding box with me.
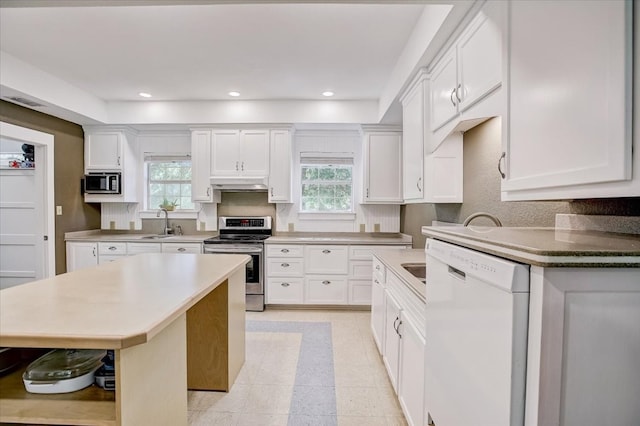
[84,173,121,194]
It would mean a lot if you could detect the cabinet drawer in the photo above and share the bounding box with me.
[98,242,127,256]
[127,242,162,254]
[305,276,348,304]
[267,278,304,304]
[305,245,348,274]
[349,245,410,260]
[266,245,304,258]
[349,279,372,305]
[161,243,201,254]
[350,260,373,279]
[98,254,122,264]
[372,256,386,282]
[267,258,304,277]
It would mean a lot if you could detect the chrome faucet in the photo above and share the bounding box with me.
[157,208,173,235]
[463,212,503,227]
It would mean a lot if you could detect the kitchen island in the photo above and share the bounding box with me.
[0,253,249,426]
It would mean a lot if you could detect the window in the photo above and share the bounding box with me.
[145,154,194,210]
[300,155,353,213]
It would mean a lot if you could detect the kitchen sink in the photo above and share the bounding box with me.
[401,263,426,282]
[140,235,173,239]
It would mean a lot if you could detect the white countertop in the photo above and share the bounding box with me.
[422,226,640,267]
[266,232,413,245]
[372,248,426,301]
[64,230,215,243]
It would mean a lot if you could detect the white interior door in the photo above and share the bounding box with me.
[0,122,54,289]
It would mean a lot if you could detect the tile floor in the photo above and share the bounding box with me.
[188,309,408,426]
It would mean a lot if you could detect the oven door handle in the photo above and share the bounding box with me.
[204,247,263,254]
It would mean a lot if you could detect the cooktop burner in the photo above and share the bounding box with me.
[203,216,273,244]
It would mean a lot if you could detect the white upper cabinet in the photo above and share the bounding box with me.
[362,130,403,204]
[424,132,463,203]
[211,129,269,177]
[268,129,293,203]
[190,130,214,202]
[501,0,635,200]
[85,131,123,172]
[429,1,503,133]
[83,127,138,203]
[400,70,428,203]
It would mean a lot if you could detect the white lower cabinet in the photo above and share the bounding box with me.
[127,243,162,254]
[398,314,426,426]
[372,253,427,426]
[266,243,410,306]
[383,290,402,393]
[66,242,98,272]
[161,243,201,254]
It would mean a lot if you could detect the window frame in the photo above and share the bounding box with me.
[298,154,355,215]
[143,153,195,213]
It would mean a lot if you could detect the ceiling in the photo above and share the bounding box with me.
[0,1,467,125]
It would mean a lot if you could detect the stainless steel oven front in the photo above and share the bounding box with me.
[203,243,264,312]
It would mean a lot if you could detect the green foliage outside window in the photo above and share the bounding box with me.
[301,164,353,212]
[147,161,194,210]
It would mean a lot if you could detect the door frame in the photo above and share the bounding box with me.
[0,121,55,278]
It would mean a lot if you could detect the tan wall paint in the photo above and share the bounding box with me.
[401,117,640,248]
[217,192,276,219]
[0,101,101,274]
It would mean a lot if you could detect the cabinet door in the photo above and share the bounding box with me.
[305,276,348,304]
[383,290,402,392]
[430,50,459,131]
[267,278,304,304]
[66,242,98,272]
[363,132,403,203]
[402,81,425,202]
[211,130,240,176]
[503,0,631,195]
[424,133,463,203]
[305,245,349,274]
[191,130,213,202]
[127,243,162,255]
[371,274,386,353]
[85,132,122,171]
[240,130,269,176]
[398,315,426,426]
[268,130,292,202]
[348,279,372,305]
[457,1,502,112]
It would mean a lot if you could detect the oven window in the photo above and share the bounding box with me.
[245,254,259,283]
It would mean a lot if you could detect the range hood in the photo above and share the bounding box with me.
[209,176,268,191]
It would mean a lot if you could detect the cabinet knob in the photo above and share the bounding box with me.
[281,249,289,253]
[498,152,506,179]
[281,263,290,267]
[281,282,290,287]
[178,248,186,252]
[322,249,331,254]
[322,280,331,285]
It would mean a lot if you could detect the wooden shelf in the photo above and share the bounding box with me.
[0,362,116,425]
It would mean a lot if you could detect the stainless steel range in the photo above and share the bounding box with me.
[203,216,272,312]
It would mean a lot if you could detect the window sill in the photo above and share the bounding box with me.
[298,212,356,221]
[139,210,198,220]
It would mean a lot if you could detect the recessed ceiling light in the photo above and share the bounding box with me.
[322,91,334,97]
[228,91,240,97]
[139,92,152,98]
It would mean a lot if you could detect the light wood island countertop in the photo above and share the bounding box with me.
[0,253,249,426]
[0,253,248,349]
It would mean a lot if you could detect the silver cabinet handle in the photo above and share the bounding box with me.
[322,249,331,254]
[108,246,117,251]
[455,83,462,103]
[241,162,244,171]
[281,263,290,267]
[235,161,239,171]
[498,152,506,179]
[393,316,399,333]
[375,265,380,270]
[281,282,290,287]
[450,87,457,106]
[92,247,96,257]
[270,187,274,197]
[374,279,380,284]
[117,156,121,166]
[281,248,289,253]
[178,248,186,252]
[417,177,422,192]
[366,188,369,198]
[207,186,211,197]
[322,280,331,285]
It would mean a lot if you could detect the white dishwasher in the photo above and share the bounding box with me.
[424,238,530,426]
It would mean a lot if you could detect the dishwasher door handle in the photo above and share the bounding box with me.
[448,265,466,281]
